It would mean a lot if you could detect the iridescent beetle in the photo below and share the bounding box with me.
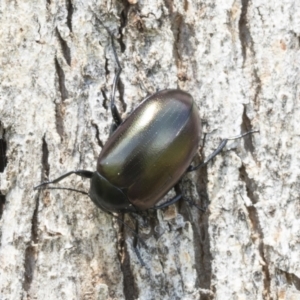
[35,28,257,230]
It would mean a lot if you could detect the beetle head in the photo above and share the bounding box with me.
[89,171,134,213]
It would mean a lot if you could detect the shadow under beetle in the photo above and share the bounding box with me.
[34,31,257,228]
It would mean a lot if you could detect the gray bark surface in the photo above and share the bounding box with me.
[0,0,299,299]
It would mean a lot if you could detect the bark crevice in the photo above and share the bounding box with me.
[42,137,50,180]
[23,138,47,293]
[241,105,255,153]
[238,0,262,107]
[101,88,108,110]
[0,194,5,221]
[0,138,7,173]
[238,0,250,64]
[23,197,39,293]
[239,165,271,298]
[56,28,71,66]
[276,268,300,291]
[54,57,67,140]
[117,215,139,300]
[66,0,73,33]
[119,1,130,53]
[0,126,7,226]
[91,121,104,148]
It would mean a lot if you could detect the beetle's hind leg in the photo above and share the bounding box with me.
[152,183,206,212]
[187,130,258,172]
[152,184,182,210]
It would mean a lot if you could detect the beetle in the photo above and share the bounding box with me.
[34,32,257,216]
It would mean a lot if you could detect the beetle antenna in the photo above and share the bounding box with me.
[33,170,94,190]
[36,185,146,246]
[35,186,89,196]
[37,186,147,247]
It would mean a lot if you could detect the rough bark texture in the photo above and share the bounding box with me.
[0,0,300,299]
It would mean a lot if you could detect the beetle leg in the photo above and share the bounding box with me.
[153,193,182,210]
[133,220,146,266]
[187,130,258,172]
[183,197,206,212]
[152,184,182,210]
[109,122,118,136]
[125,212,147,266]
[153,185,206,212]
[34,170,93,190]
[108,211,147,248]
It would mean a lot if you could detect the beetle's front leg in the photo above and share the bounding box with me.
[109,122,118,136]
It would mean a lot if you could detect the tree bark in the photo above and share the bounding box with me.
[0,0,300,299]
